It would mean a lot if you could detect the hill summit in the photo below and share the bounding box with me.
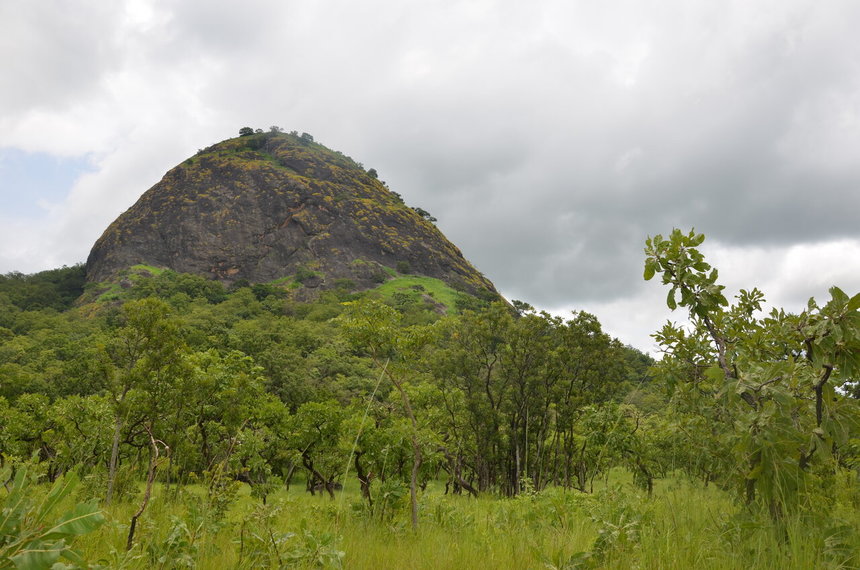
[85,130,497,297]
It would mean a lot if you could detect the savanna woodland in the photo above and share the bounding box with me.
[2,227,859,566]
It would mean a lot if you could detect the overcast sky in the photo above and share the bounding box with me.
[2,0,859,354]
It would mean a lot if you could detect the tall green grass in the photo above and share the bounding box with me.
[66,470,858,569]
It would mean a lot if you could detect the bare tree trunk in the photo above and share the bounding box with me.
[390,374,421,530]
[354,452,373,507]
[302,452,335,499]
[409,436,421,528]
[439,447,478,497]
[127,426,167,551]
[523,409,529,488]
[106,415,123,505]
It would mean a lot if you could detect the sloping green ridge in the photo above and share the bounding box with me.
[83,264,474,315]
[371,275,462,313]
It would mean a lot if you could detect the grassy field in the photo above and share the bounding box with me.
[60,470,859,569]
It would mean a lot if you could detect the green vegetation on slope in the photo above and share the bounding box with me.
[371,275,463,314]
[1,229,858,568]
[0,264,85,311]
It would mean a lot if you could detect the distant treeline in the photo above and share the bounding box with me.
[0,264,86,311]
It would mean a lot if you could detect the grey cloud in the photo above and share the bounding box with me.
[165,1,860,309]
[3,0,860,344]
[0,3,123,114]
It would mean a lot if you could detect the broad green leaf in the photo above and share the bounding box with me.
[643,261,656,281]
[704,366,725,384]
[847,292,860,312]
[666,289,677,310]
[829,286,848,305]
[746,462,763,480]
[0,468,31,536]
[36,471,79,526]
[9,540,64,570]
[41,503,105,540]
[59,546,86,566]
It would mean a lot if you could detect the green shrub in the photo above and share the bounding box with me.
[396,261,412,274]
[294,266,319,284]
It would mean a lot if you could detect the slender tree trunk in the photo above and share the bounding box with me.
[409,436,422,528]
[302,452,335,499]
[390,374,421,530]
[106,415,123,505]
[440,447,478,497]
[354,452,373,507]
[523,409,529,488]
[514,440,521,495]
[127,426,166,551]
[284,461,297,490]
[371,352,423,529]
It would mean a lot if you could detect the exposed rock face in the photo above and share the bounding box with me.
[86,132,496,296]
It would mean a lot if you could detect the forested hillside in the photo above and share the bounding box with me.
[1,263,649,490]
[1,232,858,569]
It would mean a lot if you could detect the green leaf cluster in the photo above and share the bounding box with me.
[645,228,860,520]
[0,463,104,569]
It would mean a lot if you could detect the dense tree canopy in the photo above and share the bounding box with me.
[0,263,651,501]
[2,231,857,567]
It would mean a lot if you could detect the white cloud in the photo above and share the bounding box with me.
[1,0,859,353]
[706,239,860,311]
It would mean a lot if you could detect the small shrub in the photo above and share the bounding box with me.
[285,521,345,568]
[294,266,318,284]
[333,278,356,291]
[236,502,295,568]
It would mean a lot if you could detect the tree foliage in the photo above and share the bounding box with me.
[4,230,854,562]
[645,228,860,518]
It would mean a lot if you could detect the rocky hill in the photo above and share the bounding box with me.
[85,130,497,298]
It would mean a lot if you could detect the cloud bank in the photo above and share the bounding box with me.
[2,0,859,352]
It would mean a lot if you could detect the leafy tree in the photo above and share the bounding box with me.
[102,298,189,504]
[0,264,85,311]
[430,304,511,493]
[511,299,535,316]
[0,394,53,470]
[645,228,860,519]
[340,299,436,528]
[286,400,345,498]
[396,261,411,275]
[178,349,267,475]
[239,127,254,136]
[46,395,113,474]
[129,269,226,304]
[429,303,629,495]
[412,207,437,223]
